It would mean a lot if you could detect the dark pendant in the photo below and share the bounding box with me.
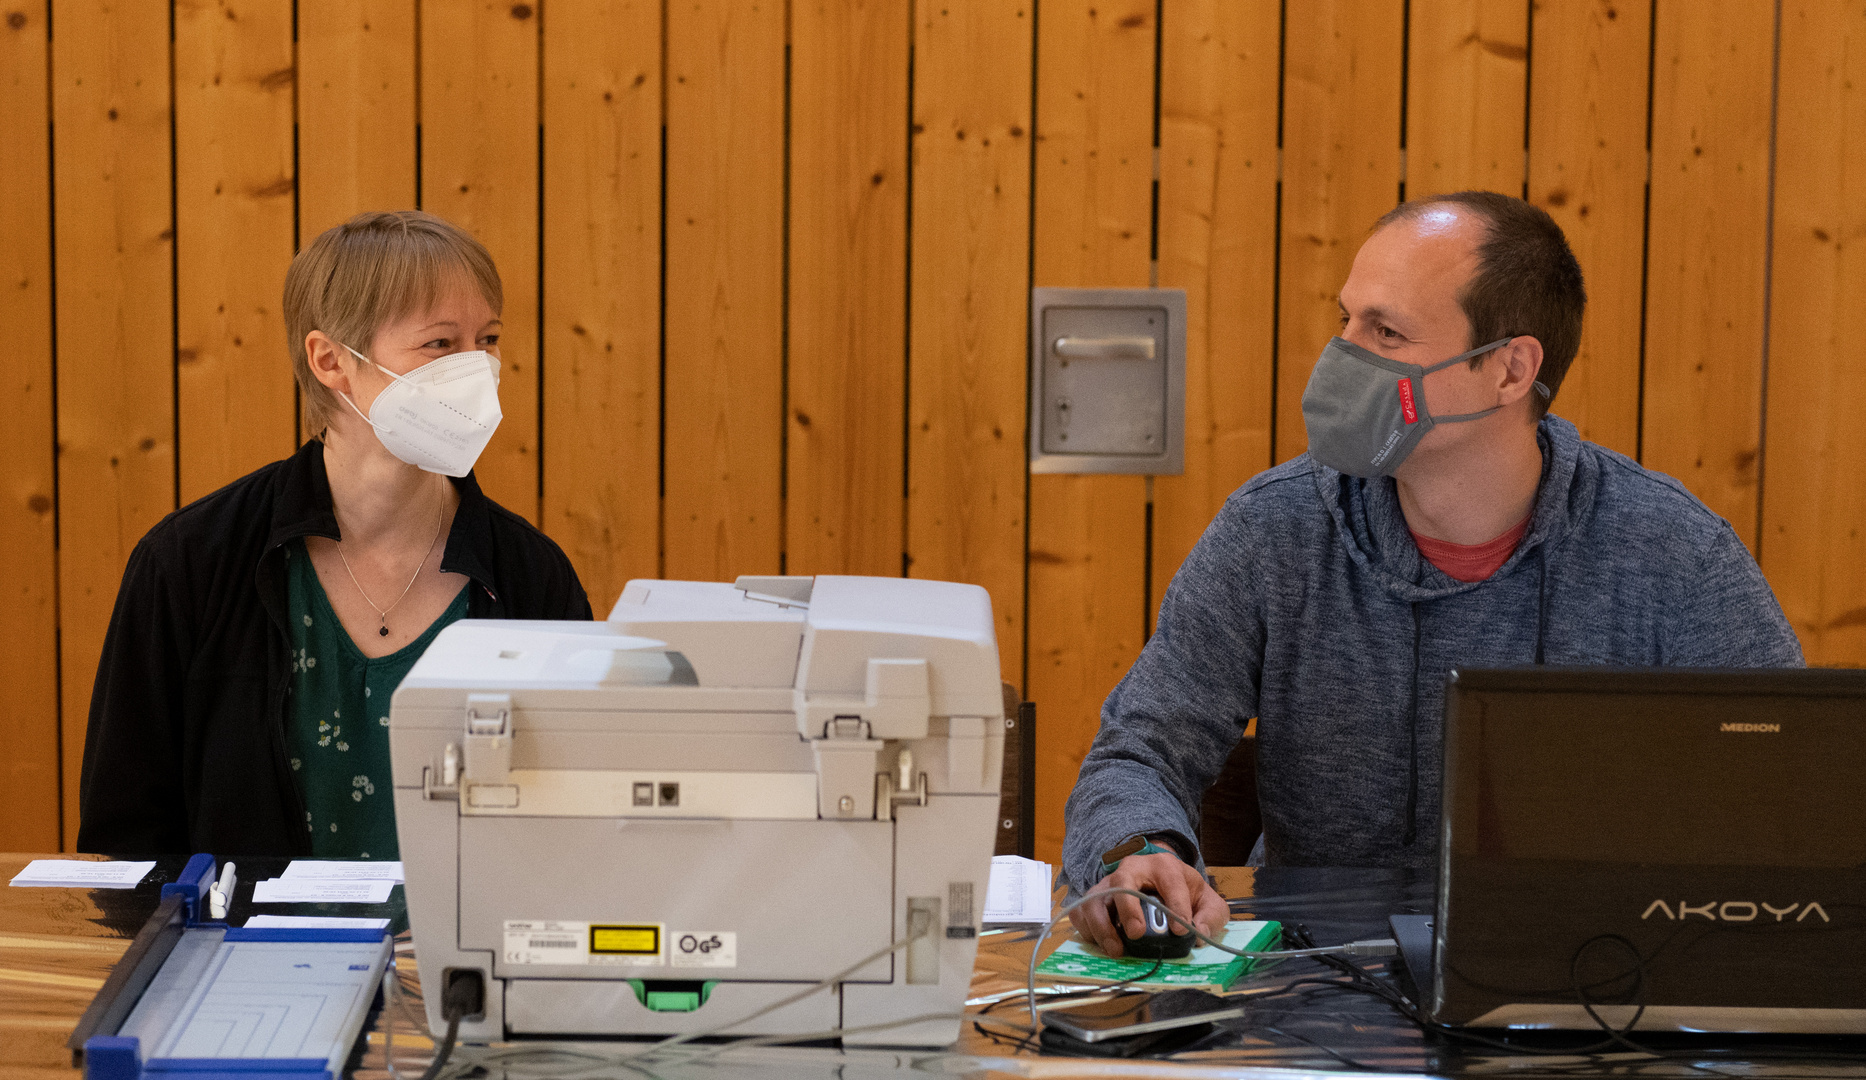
[379,626,390,637]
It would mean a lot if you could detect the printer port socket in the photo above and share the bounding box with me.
[440,967,487,1022]
[632,782,654,807]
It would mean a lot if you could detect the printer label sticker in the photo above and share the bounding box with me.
[501,920,667,966]
[503,920,588,965]
[670,931,738,968]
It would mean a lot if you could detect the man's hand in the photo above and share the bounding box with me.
[1067,851,1229,959]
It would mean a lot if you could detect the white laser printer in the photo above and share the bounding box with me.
[390,574,1005,1047]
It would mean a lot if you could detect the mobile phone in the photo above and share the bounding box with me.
[1039,988,1245,1044]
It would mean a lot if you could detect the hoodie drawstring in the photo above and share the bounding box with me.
[1403,599,1422,846]
[1534,545,1549,664]
[1404,546,1547,847]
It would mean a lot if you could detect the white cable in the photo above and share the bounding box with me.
[652,1010,1033,1066]
[450,1011,1032,1076]
[630,914,936,1057]
[431,889,1392,1077]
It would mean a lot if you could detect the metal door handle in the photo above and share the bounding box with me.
[1053,336,1155,360]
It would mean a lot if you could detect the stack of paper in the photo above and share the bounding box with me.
[984,855,1054,923]
[250,860,403,905]
[9,860,156,889]
[244,914,391,929]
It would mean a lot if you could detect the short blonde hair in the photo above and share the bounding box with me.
[284,210,503,436]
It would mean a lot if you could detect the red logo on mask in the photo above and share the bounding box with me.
[1398,379,1419,424]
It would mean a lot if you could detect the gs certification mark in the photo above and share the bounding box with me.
[670,930,737,968]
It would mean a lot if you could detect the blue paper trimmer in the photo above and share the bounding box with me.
[68,854,393,1080]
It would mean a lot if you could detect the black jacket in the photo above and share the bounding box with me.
[77,440,593,856]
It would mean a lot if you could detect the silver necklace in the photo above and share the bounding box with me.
[335,496,447,637]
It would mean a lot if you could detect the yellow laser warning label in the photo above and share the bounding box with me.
[591,924,661,955]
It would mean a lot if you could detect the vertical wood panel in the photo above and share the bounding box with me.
[663,0,786,580]
[1761,0,1866,663]
[540,0,662,618]
[53,0,176,845]
[1642,0,1775,547]
[1275,2,1406,462]
[1152,0,1280,614]
[1405,0,1529,199]
[1526,0,1649,457]
[1027,0,1156,866]
[0,1,60,851]
[421,0,540,521]
[297,1,418,240]
[905,2,1030,680]
[175,0,296,502]
[786,0,910,578]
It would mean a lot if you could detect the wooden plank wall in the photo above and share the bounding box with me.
[3,0,1862,861]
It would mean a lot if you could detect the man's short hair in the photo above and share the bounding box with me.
[1376,192,1585,420]
[284,210,503,437]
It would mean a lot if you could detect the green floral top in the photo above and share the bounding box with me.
[284,539,467,859]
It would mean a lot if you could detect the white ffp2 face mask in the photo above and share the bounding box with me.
[340,344,503,477]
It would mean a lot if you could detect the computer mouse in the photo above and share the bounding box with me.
[1115,895,1196,960]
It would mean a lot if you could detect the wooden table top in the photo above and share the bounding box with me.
[1,852,136,1078]
[23,855,1835,1080]
[0,853,425,1080]
[0,854,1268,1079]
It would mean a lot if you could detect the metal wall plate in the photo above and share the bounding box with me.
[1029,287,1186,475]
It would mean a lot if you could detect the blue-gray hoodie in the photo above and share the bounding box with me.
[1062,415,1803,890]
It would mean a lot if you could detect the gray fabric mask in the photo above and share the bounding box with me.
[1300,335,1536,477]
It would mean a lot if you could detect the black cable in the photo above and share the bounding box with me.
[1256,924,1656,1066]
[420,971,484,1080]
[1280,924,1865,1075]
[417,1015,460,1080]
[974,958,1164,1055]
[1262,1024,1383,1071]
[1568,933,1650,1055]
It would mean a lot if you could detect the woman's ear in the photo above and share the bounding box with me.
[305,331,355,395]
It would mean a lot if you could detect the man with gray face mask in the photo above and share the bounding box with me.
[1060,191,1802,959]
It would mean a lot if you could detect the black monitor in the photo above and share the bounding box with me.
[1421,666,1866,1032]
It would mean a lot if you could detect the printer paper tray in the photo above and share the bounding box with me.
[505,978,839,1036]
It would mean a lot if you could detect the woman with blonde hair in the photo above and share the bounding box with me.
[79,210,590,858]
